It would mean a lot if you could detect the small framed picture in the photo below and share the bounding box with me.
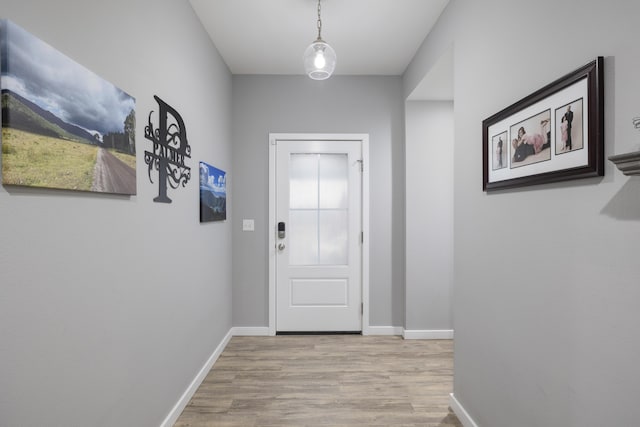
[199,161,226,222]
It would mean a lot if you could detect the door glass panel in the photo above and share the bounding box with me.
[289,153,349,266]
[289,210,318,265]
[319,210,348,265]
[319,154,348,209]
[290,154,318,209]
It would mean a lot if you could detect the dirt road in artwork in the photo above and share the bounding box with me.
[92,148,136,194]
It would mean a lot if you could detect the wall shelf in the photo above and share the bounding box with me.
[609,151,640,176]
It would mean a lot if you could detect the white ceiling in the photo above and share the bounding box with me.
[189,0,450,77]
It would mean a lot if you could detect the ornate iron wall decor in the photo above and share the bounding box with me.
[144,95,191,203]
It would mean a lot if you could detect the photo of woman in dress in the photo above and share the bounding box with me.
[510,109,552,168]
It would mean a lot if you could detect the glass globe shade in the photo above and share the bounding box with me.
[303,40,336,80]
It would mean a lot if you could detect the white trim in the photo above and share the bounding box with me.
[160,329,233,427]
[268,133,370,334]
[402,329,454,340]
[268,135,277,336]
[364,326,403,336]
[361,139,370,336]
[231,327,271,336]
[449,393,479,427]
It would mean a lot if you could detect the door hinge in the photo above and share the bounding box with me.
[361,303,364,315]
[361,231,364,244]
[357,159,363,172]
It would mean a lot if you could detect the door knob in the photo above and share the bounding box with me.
[278,243,285,251]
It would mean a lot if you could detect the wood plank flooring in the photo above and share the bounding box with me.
[174,335,462,427]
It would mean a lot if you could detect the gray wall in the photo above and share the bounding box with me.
[232,75,405,328]
[405,101,454,331]
[0,1,233,426]
[406,0,640,425]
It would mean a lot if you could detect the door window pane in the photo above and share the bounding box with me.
[319,210,348,265]
[319,154,348,209]
[290,154,318,209]
[289,210,318,265]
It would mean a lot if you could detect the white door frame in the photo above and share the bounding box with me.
[269,133,370,335]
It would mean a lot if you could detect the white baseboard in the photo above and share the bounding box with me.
[160,329,233,427]
[363,326,403,336]
[234,326,406,337]
[449,393,479,427]
[231,326,272,336]
[403,329,454,340]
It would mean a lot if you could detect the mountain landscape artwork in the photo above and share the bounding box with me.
[199,161,226,222]
[0,20,136,195]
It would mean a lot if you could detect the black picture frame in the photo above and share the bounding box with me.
[483,57,604,191]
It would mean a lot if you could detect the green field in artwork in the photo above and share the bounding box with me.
[2,127,98,191]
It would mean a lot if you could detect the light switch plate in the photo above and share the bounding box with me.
[242,219,255,232]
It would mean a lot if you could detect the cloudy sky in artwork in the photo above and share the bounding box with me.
[1,20,135,137]
[199,162,227,196]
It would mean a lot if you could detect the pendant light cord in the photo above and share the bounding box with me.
[316,0,323,41]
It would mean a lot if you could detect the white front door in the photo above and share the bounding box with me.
[275,139,362,332]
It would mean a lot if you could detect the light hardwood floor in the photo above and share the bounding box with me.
[174,335,462,427]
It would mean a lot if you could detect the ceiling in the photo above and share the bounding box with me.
[189,0,450,77]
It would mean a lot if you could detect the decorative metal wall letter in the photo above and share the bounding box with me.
[144,95,191,203]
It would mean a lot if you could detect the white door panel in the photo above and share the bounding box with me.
[275,140,362,332]
[290,279,348,306]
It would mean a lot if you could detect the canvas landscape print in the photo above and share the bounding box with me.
[0,20,136,194]
[199,161,226,222]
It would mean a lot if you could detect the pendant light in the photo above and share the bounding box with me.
[303,0,336,80]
